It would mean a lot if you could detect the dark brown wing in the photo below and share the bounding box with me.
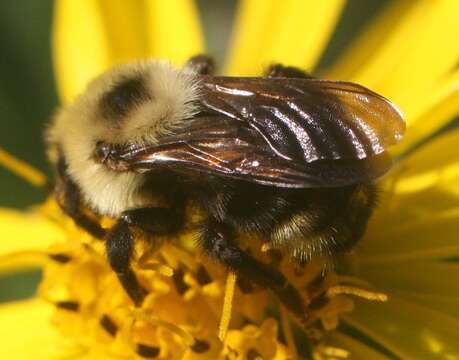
[112,116,393,188]
[200,76,405,163]
[109,77,404,188]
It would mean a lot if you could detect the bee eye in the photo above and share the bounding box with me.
[94,141,111,163]
[100,76,151,122]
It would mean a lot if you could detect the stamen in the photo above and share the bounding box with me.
[138,261,174,277]
[132,310,195,347]
[55,301,80,311]
[308,293,330,310]
[327,285,388,302]
[160,245,196,270]
[195,265,212,285]
[190,339,210,353]
[172,266,190,295]
[247,348,263,360]
[100,314,118,337]
[137,248,174,276]
[136,343,160,358]
[280,305,298,359]
[219,272,237,342]
[0,147,47,187]
[316,344,349,358]
[48,253,72,264]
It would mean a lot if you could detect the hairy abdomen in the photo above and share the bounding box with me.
[191,177,377,263]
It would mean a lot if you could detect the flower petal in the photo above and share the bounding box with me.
[0,148,47,188]
[0,299,81,360]
[391,292,459,321]
[363,208,459,262]
[327,0,415,80]
[53,0,111,103]
[343,296,459,359]
[392,128,459,196]
[0,208,64,272]
[53,0,204,103]
[393,70,459,154]
[360,130,459,260]
[353,260,459,306]
[96,1,150,63]
[145,1,205,65]
[330,0,459,132]
[225,0,345,75]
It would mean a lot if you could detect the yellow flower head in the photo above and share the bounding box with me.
[32,198,373,359]
[2,1,459,359]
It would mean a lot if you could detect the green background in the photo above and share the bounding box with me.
[0,0,391,301]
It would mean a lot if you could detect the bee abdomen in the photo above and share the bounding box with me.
[269,183,377,262]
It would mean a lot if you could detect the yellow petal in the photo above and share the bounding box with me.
[392,129,459,196]
[343,296,459,359]
[394,293,459,322]
[359,129,459,259]
[53,0,111,103]
[226,0,345,75]
[327,0,416,80]
[0,208,65,272]
[0,299,81,360]
[363,207,459,262]
[392,69,459,154]
[96,0,150,63]
[0,148,47,188]
[146,0,205,65]
[342,0,459,122]
[53,0,205,103]
[354,260,459,304]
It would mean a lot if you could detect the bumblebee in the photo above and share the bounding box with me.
[46,55,404,323]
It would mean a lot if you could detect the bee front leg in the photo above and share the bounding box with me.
[55,156,106,239]
[198,219,308,323]
[106,207,184,306]
[106,219,147,306]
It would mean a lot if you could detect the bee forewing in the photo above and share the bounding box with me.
[201,77,405,162]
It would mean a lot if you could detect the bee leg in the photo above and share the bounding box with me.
[106,207,184,306]
[119,207,183,235]
[265,63,314,79]
[106,219,147,306]
[55,156,106,239]
[198,219,308,323]
[184,54,215,75]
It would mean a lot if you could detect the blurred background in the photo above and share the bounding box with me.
[0,0,392,302]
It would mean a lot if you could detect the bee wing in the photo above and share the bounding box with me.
[114,116,393,188]
[200,76,405,163]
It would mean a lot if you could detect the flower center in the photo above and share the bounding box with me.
[34,201,387,359]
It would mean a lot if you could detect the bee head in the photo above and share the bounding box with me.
[46,60,200,216]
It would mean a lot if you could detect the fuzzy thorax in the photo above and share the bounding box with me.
[47,60,201,216]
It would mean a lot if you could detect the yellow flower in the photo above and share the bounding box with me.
[2,0,459,359]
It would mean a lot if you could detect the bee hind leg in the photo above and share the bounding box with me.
[198,219,308,323]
